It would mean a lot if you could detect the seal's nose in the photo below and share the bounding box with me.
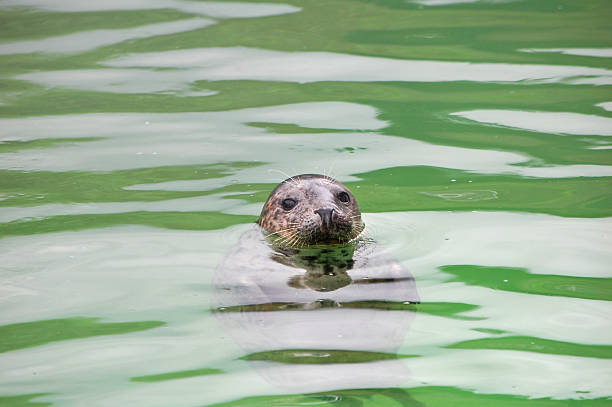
[315,208,334,229]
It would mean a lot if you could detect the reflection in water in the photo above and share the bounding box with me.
[102,47,612,84]
[597,102,612,112]
[18,47,612,93]
[0,19,215,55]
[0,0,301,18]
[276,244,357,293]
[2,0,612,404]
[411,0,501,5]
[452,109,612,136]
[213,227,419,388]
[520,48,612,58]
[3,104,611,181]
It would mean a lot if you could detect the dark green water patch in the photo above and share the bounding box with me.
[347,0,612,67]
[106,0,612,65]
[440,265,612,301]
[131,367,222,383]
[214,300,481,320]
[350,166,612,218]
[360,0,595,12]
[246,122,352,134]
[0,212,257,238]
[206,385,612,407]
[371,98,612,168]
[411,302,481,321]
[0,162,262,207]
[0,317,165,354]
[215,171,612,219]
[348,25,612,69]
[448,336,612,359]
[0,8,192,42]
[356,166,516,187]
[473,328,507,335]
[0,393,52,407]
[240,349,417,364]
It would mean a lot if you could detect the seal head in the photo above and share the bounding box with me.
[257,174,364,246]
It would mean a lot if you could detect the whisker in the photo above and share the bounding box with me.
[322,161,339,184]
[266,227,298,236]
[286,231,300,248]
[290,230,306,248]
[268,169,299,186]
[327,160,338,181]
[272,228,298,248]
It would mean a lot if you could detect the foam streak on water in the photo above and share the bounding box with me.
[17,47,612,89]
[0,0,301,18]
[520,48,612,58]
[0,19,216,55]
[451,109,612,136]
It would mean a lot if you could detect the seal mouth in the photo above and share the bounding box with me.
[309,225,353,245]
[271,216,364,248]
[264,218,364,248]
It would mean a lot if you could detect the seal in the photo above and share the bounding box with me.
[256,174,364,247]
[212,174,420,389]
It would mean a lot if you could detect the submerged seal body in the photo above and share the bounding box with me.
[212,174,419,389]
[257,174,364,247]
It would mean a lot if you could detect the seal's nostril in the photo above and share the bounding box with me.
[315,208,334,229]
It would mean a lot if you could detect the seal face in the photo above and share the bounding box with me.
[257,174,364,246]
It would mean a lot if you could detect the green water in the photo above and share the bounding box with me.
[0,0,611,406]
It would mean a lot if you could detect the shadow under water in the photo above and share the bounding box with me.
[212,227,419,390]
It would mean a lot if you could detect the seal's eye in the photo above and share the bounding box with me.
[281,198,297,210]
[337,191,350,203]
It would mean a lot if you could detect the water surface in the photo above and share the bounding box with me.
[0,0,611,406]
